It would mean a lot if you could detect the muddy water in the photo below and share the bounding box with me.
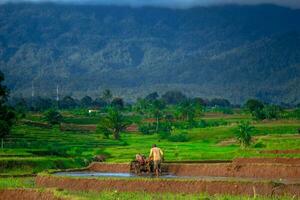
[53,171,300,184]
[54,172,177,178]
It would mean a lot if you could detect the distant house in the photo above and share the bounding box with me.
[88,109,100,115]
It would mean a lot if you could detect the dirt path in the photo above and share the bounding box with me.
[0,189,68,200]
[233,158,300,165]
[36,175,300,197]
[260,149,300,154]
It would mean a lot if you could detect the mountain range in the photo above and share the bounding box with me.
[0,3,300,104]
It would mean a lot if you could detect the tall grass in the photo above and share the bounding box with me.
[0,178,34,189]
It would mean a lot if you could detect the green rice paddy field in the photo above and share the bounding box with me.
[1,111,300,174]
[1,110,300,199]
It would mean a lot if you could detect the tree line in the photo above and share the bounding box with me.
[9,90,235,112]
[1,70,300,146]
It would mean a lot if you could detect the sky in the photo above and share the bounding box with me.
[0,0,300,9]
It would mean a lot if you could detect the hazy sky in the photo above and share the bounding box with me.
[1,0,300,9]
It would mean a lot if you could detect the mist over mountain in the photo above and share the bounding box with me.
[0,3,300,104]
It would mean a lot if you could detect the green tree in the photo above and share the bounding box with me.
[192,97,206,107]
[93,97,107,108]
[30,96,53,111]
[0,71,16,149]
[235,121,254,148]
[44,109,63,125]
[14,97,28,118]
[245,99,264,112]
[144,92,159,102]
[59,96,77,109]
[263,105,282,119]
[102,89,113,105]
[111,97,124,109]
[134,98,149,114]
[245,99,265,120]
[81,96,93,108]
[161,90,187,105]
[209,98,231,107]
[193,98,204,117]
[97,108,130,140]
[150,100,166,132]
[291,108,300,119]
[178,100,195,122]
[252,109,266,120]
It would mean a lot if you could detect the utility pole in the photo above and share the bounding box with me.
[31,81,35,98]
[56,84,59,101]
[56,84,59,109]
[31,81,35,110]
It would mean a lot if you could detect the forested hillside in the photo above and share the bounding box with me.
[0,3,300,104]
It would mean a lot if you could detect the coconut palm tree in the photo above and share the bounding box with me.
[97,108,130,140]
[236,121,254,148]
[150,100,166,132]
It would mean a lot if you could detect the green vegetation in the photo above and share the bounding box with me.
[44,109,63,125]
[1,4,300,103]
[1,4,300,199]
[97,108,130,140]
[0,177,35,189]
[1,109,300,173]
[245,99,286,121]
[1,84,300,174]
[0,76,299,200]
[0,71,16,149]
[235,121,254,148]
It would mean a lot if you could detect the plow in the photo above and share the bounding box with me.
[130,154,154,175]
[129,154,166,175]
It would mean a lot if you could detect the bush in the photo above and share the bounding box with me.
[221,108,234,114]
[291,109,300,119]
[245,99,264,112]
[158,122,173,132]
[263,105,283,119]
[158,130,171,139]
[252,109,266,120]
[138,123,156,135]
[197,119,228,128]
[168,132,190,142]
[198,120,208,128]
[173,121,196,129]
[253,142,266,148]
[44,109,63,125]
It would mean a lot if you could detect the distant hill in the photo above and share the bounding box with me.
[0,3,300,104]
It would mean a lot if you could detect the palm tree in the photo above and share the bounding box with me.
[150,100,166,132]
[97,108,130,140]
[236,121,254,148]
[178,100,195,122]
[102,89,113,105]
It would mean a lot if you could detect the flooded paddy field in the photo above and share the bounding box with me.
[34,159,300,198]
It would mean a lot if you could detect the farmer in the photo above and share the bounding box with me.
[149,144,164,177]
[135,153,146,165]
